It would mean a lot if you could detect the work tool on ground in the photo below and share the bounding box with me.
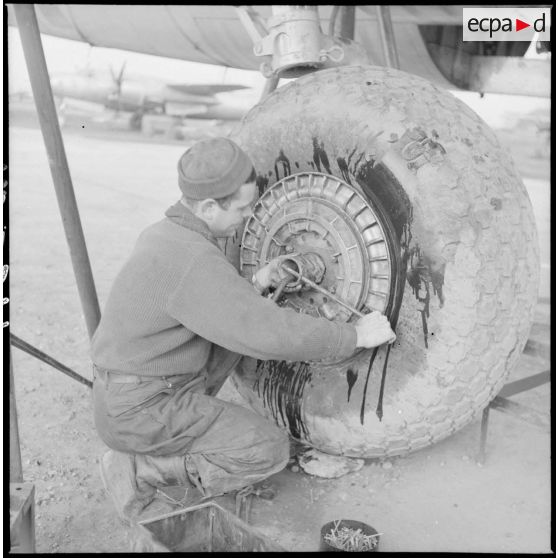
[279,263,365,318]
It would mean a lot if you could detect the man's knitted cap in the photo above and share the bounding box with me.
[177,137,254,200]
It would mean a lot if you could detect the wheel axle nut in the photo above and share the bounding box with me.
[282,252,326,290]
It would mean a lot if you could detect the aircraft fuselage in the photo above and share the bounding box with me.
[50,76,236,118]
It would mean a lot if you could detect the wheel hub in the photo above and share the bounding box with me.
[240,172,393,323]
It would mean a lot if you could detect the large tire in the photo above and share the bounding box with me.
[231,65,539,458]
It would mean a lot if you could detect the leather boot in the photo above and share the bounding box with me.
[99,450,154,525]
[135,454,202,508]
[100,451,202,526]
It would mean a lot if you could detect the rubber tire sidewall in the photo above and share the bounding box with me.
[231,65,539,458]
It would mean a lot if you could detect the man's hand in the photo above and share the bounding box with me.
[354,311,396,348]
[253,255,297,291]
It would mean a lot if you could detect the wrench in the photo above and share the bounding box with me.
[279,264,365,318]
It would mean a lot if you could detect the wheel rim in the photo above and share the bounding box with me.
[240,172,396,338]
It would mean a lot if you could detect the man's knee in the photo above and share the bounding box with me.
[255,422,290,473]
[270,428,290,465]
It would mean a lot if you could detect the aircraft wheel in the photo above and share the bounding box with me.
[231,65,539,458]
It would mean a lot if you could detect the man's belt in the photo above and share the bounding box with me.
[92,364,195,388]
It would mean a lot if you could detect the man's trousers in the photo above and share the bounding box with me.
[92,367,290,497]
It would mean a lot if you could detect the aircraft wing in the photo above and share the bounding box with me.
[9,4,551,97]
[166,84,250,96]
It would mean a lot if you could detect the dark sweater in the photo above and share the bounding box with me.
[90,201,357,376]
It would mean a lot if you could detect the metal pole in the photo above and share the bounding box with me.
[497,370,550,398]
[375,6,400,69]
[328,6,340,36]
[13,4,101,339]
[259,74,280,102]
[478,406,490,464]
[10,348,23,483]
[11,333,93,389]
[339,6,355,40]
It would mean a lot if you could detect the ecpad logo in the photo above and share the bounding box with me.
[463,8,551,42]
[468,14,545,37]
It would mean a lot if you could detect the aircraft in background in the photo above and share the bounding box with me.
[14,4,551,98]
[50,64,255,129]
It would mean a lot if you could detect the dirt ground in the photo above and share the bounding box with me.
[7,100,552,553]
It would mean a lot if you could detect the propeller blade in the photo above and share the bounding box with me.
[109,61,127,115]
[116,61,126,88]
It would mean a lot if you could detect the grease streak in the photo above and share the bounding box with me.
[406,247,445,349]
[254,359,312,439]
[375,345,392,421]
[274,150,291,182]
[312,137,332,174]
[336,146,362,186]
[256,174,269,197]
[346,368,358,402]
[359,347,380,424]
